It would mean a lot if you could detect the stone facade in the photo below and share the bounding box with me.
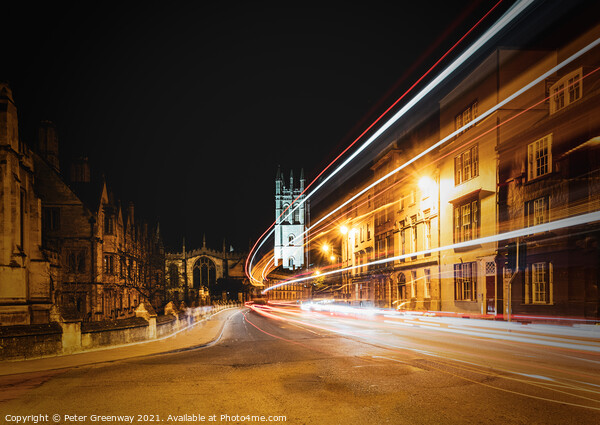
[274,167,307,270]
[33,123,165,322]
[166,237,248,304]
[0,83,52,325]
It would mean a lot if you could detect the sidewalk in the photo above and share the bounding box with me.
[0,307,241,376]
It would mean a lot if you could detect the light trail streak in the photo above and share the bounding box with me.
[245,0,533,283]
[252,35,600,286]
[249,303,600,402]
[295,65,599,257]
[289,37,600,251]
[263,210,600,292]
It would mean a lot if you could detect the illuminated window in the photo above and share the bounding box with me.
[103,255,114,274]
[527,134,552,180]
[525,196,549,227]
[454,262,476,301]
[454,145,479,185]
[454,199,479,243]
[397,273,406,300]
[525,262,553,304]
[424,268,431,299]
[454,100,478,134]
[424,220,431,253]
[410,270,417,298]
[550,68,581,114]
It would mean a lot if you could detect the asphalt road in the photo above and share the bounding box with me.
[1,307,599,425]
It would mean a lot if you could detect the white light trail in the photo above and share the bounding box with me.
[294,35,600,247]
[247,0,537,282]
[262,210,600,292]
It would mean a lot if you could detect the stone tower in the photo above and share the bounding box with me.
[274,166,307,270]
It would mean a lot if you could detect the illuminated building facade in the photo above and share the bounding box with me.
[165,236,248,303]
[274,167,307,270]
[497,24,600,320]
[34,123,165,321]
[0,83,53,325]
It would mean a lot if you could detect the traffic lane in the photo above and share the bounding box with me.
[257,306,600,390]
[0,308,599,424]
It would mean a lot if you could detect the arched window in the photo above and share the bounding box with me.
[288,257,294,268]
[282,203,290,223]
[194,256,217,288]
[288,234,295,246]
[293,206,300,223]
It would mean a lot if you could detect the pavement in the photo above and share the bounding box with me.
[0,307,242,376]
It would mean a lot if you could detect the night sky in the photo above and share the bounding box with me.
[4,1,512,252]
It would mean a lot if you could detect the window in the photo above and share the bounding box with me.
[397,273,406,300]
[528,134,552,180]
[454,262,477,301]
[410,271,417,298]
[455,100,478,134]
[525,262,553,304]
[454,145,479,185]
[103,255,114,274]
[367,223,371,240]
[400,226,406,262]
[104,214,114,235]
[454,199,479,243]
[424,268,431,299]
[525,196,549,227]
[43,207,60,231]
[68,250,86,273]
[293,207,300,224]
[424,220,431,253]
[550,68,582,114]
[288,234,295,246]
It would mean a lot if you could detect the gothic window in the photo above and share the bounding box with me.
[195,256,217,288]
[289,234,295,246]
[282,203,290,223]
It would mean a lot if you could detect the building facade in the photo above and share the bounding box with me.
[0,83,53,325]
[274,167,307,270]
[165,237,248,304]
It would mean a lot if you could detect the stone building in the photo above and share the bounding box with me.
[497,23,600,320]
[165,236,248,304]
[33,122,165,321]
[274,167,307,270]
[0,83,53,325]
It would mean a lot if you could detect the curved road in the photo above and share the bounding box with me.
[1,307,599,424]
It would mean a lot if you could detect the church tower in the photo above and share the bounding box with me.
[274,166,307,270]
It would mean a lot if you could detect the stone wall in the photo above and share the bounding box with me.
[0,323,62,360]
[0,303,238,360]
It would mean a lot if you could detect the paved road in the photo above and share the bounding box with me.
[1,307,599,424]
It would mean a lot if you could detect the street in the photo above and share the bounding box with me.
[1,306,599,424]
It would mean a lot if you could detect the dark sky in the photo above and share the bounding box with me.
[4,0,513,252]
